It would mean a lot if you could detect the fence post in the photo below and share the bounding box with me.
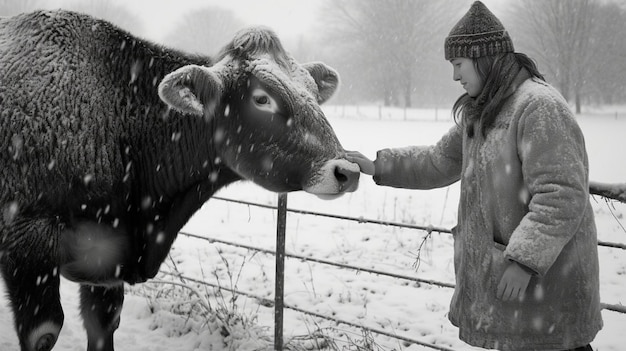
[274,193,288,350]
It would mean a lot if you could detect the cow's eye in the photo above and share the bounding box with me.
[251,88,279,113]
[254,95,269,105]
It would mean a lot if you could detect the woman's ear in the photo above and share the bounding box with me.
[301,62,339,104]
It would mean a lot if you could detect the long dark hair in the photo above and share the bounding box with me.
[452,52,544,138]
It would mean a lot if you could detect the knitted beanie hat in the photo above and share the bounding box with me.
[444,1,514,60]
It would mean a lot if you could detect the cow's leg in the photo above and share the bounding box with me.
[0,219,64,351]
[79,283,124,351]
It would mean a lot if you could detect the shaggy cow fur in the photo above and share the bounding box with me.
[0,10,358,351]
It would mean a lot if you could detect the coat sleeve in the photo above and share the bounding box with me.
[504,94,590,277]
[372,124,463,189]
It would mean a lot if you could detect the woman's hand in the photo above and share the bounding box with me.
[345,151,375,176]
[497,261,532,302]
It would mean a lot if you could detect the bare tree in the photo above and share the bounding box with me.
[161,7,244,56]
[319,0,463,107]
[585,2,626,104]
[508,0,597,113]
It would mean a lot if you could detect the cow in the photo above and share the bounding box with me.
[0,10,359,351]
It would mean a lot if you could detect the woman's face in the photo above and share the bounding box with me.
[450,57,484,97]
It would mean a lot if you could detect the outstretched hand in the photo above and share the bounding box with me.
[345,151,375,176]
[497,261,532,302]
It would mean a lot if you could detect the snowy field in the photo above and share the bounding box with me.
[1,106,624,350]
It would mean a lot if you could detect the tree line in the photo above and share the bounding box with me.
[508,0,626,113]
[309,0,626,112]
[3,0,625,111]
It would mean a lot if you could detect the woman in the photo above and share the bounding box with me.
[347,2,602,350]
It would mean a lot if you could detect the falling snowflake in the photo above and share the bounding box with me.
[141,196,152,210]
[3,201,19,224]
[83,174,94,186]
[156,232,165,244]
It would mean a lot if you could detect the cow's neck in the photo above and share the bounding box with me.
[130,112,238,218]
[127,113,241,278]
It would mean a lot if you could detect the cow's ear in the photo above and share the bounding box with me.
[158,65,223,118]
[302,62,339,104]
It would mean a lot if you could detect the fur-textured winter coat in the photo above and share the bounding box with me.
[373,75,603,350]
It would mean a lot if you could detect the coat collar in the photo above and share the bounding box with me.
[503,67,532,100]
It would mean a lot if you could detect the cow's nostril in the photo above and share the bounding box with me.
[334,167,349,183]
[334,164,360,191]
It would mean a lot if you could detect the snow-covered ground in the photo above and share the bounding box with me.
[1,106,624,350]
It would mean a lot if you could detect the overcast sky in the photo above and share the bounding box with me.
[110,0,505,42]
[114,0,322,41]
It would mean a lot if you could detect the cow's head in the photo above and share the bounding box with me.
[158,26,359,195]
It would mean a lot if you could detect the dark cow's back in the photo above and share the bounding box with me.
[0,11,210,212]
